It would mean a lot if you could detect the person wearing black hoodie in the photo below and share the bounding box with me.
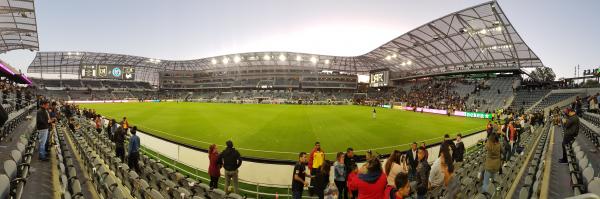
[113,126,126,161]
[218,140,242,194]
[314,160,332,199]
[415,146,430,199]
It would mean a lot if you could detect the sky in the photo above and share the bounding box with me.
[1,0,598,79]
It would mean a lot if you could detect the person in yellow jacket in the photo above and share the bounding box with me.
[121,117,129,130]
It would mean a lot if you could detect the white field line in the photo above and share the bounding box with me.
[137,124,484,155]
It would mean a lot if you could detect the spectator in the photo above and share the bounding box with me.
[506,121,517,161]
[292,152,309,199]
[128,126,140,173]
[218,140,242,194]
[114,126,126,161]
[346,163,358,199]
[573,96,582,116]
[310,142,325,195]
[344,147,357,178]
[440,147,460,198]
[383,172,411,199]
[314,160,332,199]
[481,132,502,193]
[68,117,77,133]
[454,134,465,163]
[420,142,428,160]
[309,142,325,174]
[36,100,50,161]
[0,103,7,127]
[559,108,579,164]
[208,144,221,189]
[440,134,456,159]
[398,154,409,174]
[110,119,118,140]
[429,145,449,194]
[486,121,494,138]
[407,142,419,179]
[121,117,129,129]
[347,158,387,199]
[334,152,347,199]
[415,146,430,199]
[384,150,403,187]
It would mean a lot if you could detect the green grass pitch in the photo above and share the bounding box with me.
[80,102,487,161]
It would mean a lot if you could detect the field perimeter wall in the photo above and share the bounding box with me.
[136,128,487,187]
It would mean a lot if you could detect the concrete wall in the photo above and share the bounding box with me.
[137,129,487,187]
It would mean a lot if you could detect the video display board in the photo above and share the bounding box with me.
[369,70,389,87]
[80,65,135,80]
[583,67,600,77]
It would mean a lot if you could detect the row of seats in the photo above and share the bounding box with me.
[70,117,245,199]
[567,140,600,195]
[0,105,34,143]
[55,124,84,199]
[519,124,551,198]
[0,129,38,199]
[530,93,583,112]
[580,112,600,148]
[68,119,135,199]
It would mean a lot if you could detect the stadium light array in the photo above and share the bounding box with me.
[147,58,161,64]
[278,54,286,61]
[263,54,271,61]
[296,55,302,62]
[67,52,82,56]
[211,58,217,65]
[233,55,241,63]
[222,57,229,64]
[310,56,317,64]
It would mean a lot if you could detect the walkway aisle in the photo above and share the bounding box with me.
[548,126,573,198]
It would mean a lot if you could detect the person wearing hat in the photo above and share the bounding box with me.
[218,140,242,194]
[559,108,579,164]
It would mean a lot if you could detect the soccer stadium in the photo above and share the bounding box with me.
[0,0,598,198]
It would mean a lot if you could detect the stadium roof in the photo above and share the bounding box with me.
[0,0,38,53]
[27,1,543,83]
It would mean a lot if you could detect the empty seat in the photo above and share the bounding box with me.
[209,189,226,199]
[227,193,244,199]
[589,178,600,195]
[145,189,164,199]
[519,187,529,199]
[0,175,9,199]
[70,179,84,198]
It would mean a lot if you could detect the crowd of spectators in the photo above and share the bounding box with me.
[283,133,467,199]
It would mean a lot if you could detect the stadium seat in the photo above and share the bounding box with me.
[209,188,226,199]
[589,178,600,195]
[145,188,164,199]
[227,193,244,199]
[0,175,10,199]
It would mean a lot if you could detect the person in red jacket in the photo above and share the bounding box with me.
[348,158,388,199]
[208,144,221,189]
[346,163,358,199]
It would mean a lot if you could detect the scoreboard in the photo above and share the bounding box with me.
[583,67,600,77]
[369,70,390,87]
[81,65,135,80]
